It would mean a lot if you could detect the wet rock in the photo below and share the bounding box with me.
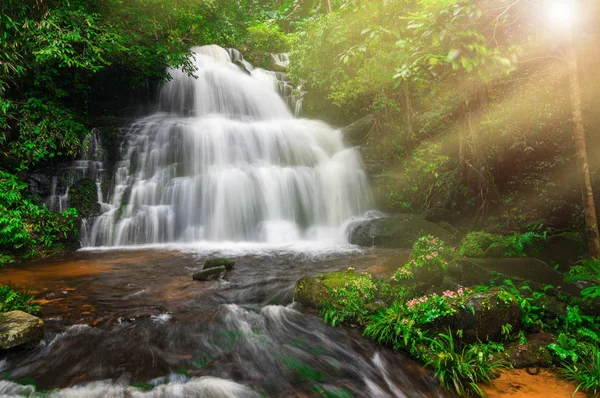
[45,291,69,300]
[435,289,522,343]
[69,178,101,217]
[483,243,509,258]
[193,266,227,281]
[26,169,56,198]
[204,258,235,271]
[346,213,453,249]
[0,311,44,350]
[506,332,555,368]
[294,272,357,309]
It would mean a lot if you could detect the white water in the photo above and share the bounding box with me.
[84,45,371,247]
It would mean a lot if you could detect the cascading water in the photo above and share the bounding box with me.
[85,45,371,247]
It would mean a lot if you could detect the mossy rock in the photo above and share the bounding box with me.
[346,213,454,249]
[193,266,227,281]
[434,289,522,343]
[294,272,358,309]
[0,311,44,350]
[100,177,115,203]
[505,332,555,368]
[204,258,235,271]
[447,257,581,295]
[68,178,100,217]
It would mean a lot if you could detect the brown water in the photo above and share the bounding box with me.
[483,369,586,398]
[0,246,450,397]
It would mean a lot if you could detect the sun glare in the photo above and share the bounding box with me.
[547,0,576,30]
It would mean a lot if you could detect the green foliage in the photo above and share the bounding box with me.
[244,21,290,66]
[321,268,376,326]
[566,258,600,301]
[0,286,40,315]
[560,345,600,396]
[492,231,548,258]
[68,178,100,217]
[392,235,450,281]
[0,171,78,262]
[361,286,506,397]
[426,330,507,397]
[459,231,499,258]
[363,287,471,351]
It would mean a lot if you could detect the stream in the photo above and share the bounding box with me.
[0,245,449,397]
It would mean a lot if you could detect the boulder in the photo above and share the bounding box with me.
[0,311,44,350]
[68,178,101,217]
[505,332,555,368]
[193,266,227,281]
[446,257,580,295]
[341,114,375,144]
[204,258,235,271]
[294,272,357,309]
[434,289,522,343]
[346,213,453,249]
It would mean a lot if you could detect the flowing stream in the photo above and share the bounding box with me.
[0,248,447,397]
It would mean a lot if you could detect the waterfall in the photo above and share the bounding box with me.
[84,45,371,247]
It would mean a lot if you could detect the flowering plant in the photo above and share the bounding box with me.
[322,271,376,327]
[392,235,450,283]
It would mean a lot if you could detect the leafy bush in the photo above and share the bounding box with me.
[566,258,600,301]
[392,235,450,283]
[244,21,290,66]
[561,345,600,396]
[0,286,40,315]
[426,330,507,397]
[0,171,78,263]
[363,287,472,350]
[459,231,499,257]
[321,268,376,326]
[497,232,548,257]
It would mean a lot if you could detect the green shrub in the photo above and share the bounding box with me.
[321,268,376,326]
[0,286,40,315]
[565,258,600,301]
[392,235,450,284]
[459,231,499,257]
[0,171,78,263]
[561,344,600,396]
[426,330,507,397]
[243,21,290,67]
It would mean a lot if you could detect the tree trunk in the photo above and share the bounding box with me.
[567,37,600,258]
[465,80,495,215]
[404,81,413,139]
[326,0,332,13]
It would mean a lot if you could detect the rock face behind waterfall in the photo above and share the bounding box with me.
[85,45,372,247]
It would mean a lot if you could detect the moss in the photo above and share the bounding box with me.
[294,272,357,309]
[204,258,235,271]
[68,178,100,217]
